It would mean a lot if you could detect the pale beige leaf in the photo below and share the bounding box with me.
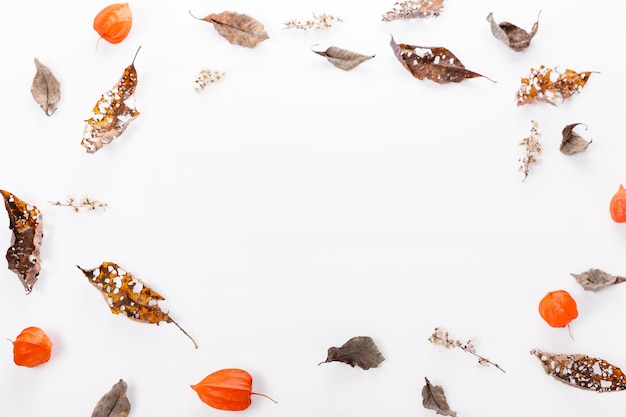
[313,46,374,71]
[570,268,626,291]
[31,58,61,116]
[193,11,269,48]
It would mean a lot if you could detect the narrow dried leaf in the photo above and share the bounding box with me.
[318,336,385,369]
[77,262,198,348]
[191,11,268,48]
[422,377,457,417]
[486,12,539,51]
[0,190,43,294]
[313,46,374,71]
[31,58,61,116]
[390,36,495,84]
[571,268,626,292]
[531,348,626,392]
[516,65,593,106]
[560,123,592,155]
[382,0,444,21]
[91,379,131,417]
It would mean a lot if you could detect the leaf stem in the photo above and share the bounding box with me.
[251,392,278,403]
[170,318,199,349]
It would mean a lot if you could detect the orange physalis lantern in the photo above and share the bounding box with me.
[539,290,578,329]
[93,3,133,44]
[11,327,53,367]
[191,368,276,411]
[610,184,626,223]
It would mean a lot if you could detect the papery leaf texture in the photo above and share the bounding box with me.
[313,46,374,71]
[560,123,592,155]
[91,379,131,417]
[486,12,539,51]
[531,348,626,392]
[390,36,494,83]
[570,268,626,292]
[81,47,141,153]
[31,58,61,116]
[319,336,385,369]
[0,190,42,294]
[422,377,457,417]
[515,65,593,106]
[191,11,268,48]
[382,0,444,21]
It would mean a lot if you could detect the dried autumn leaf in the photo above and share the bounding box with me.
[81,47,141,153]
[560,123,592,155]
[313,46,374,71]
[570,268,626,292]
[486,12,540,52]
[515,65,593,106]
[77,262,198,348]
[0,190,42,294]
[31,58,61,116]
[382,0,444,21]
[531,348,626,392]
[390,36,495,84]
[422,377,457,417]
[318,336,385,369]
[190,11,268,48]
[91,379,131,417]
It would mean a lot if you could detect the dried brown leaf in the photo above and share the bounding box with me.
[313,46,374,71]
[422,377,457,417]
[570,268,626,292]
[318,336,385,369]
[382,0,444,21]
[390,36,495,84]
[91,379,131,417]
[516,65,593,106]
[560,123,592,155]
[486,12,540,51]
[31,58,61,116]
[531,348,626,392]
[191,11,268,48]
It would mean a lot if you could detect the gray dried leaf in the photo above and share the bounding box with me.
[313,46,374,71]
[570,268,626,292]
[92,379,131,417]
[190,11,268,48]
[31,58,61,116]
[486,12,540,52]
[318,336,385,370]
[422,377,457,417]
[560,123,592,155]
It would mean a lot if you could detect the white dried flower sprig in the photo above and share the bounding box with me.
[429,327,505,373]
[194,69,225,92]
[284,13,343,31]
[518,120,542,181]
[49,196,108,212]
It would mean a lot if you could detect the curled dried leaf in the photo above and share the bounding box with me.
[318,336,385,370]
[560,123,591,155]
[190,11,268,48]
[486,11,540,51]
[422,377,457,417]
[313,46,374,71]
[516,65,594,106]
[382,0,444,21]
[31,58,61,116]
[91,379,131,417]
[571,268,626,292]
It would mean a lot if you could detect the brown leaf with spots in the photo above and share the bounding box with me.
[531,348,626,392]
[422,377,457,417]
[486,12,540,52]
[382,0,444,21]
[0,190,42,294]
[313,46,374,71]
[390,36,495,84]
[77,262,198,348]
[515,65,594,106]
[318,336,385,369]
[560,123,592,155]
[570,268,626,292]
[92,379,131,417]
[190,11,268,48]
[31,58,61,116]
[81,47,141,153]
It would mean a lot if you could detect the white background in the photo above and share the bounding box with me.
[1,0,626,415]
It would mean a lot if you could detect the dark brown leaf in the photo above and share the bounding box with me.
[560,123,592,155]
[486,12,539,52]
[190,11,268,48]
[390,36,495,84]
[571,268,626,292]
[318,336,385,369]
[313,46,374,71]
[422,377,457,417]
[531,348,626,392]
[0,190,43,294]
[382,0,444,22]
[31,58,61,116]
[91,379,131,417]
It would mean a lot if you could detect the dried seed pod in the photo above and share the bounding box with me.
[11,326,53,367]
[610,184,626,223]
[94,3,132,44]
[538,290,578,328]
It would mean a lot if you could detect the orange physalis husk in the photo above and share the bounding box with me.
[191,368,277,411]
[610,184,626,223]
[538,290,578,333]
[11,326,53,367]
[93,3,132,45]
[77,262,198,349]
[515,65,593,106]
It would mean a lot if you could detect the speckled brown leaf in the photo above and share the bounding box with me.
[191,11,268,48]
[313,46,374,71]
[0,190,42,294]
[560,123,592,155]
[318,336,385,369]
[516,65,593,106]
[531,348,626,392]
[486,12,539,51]
[570,268,626,292]
[31,58,61,116]
[91,379,130,417]
[422,377,457,417]
[382,0,444,21]
[390,36,495,84]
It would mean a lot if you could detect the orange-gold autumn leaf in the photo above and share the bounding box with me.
[93,3,132,45]
[11,327,53,367]
[515,65,594,106]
